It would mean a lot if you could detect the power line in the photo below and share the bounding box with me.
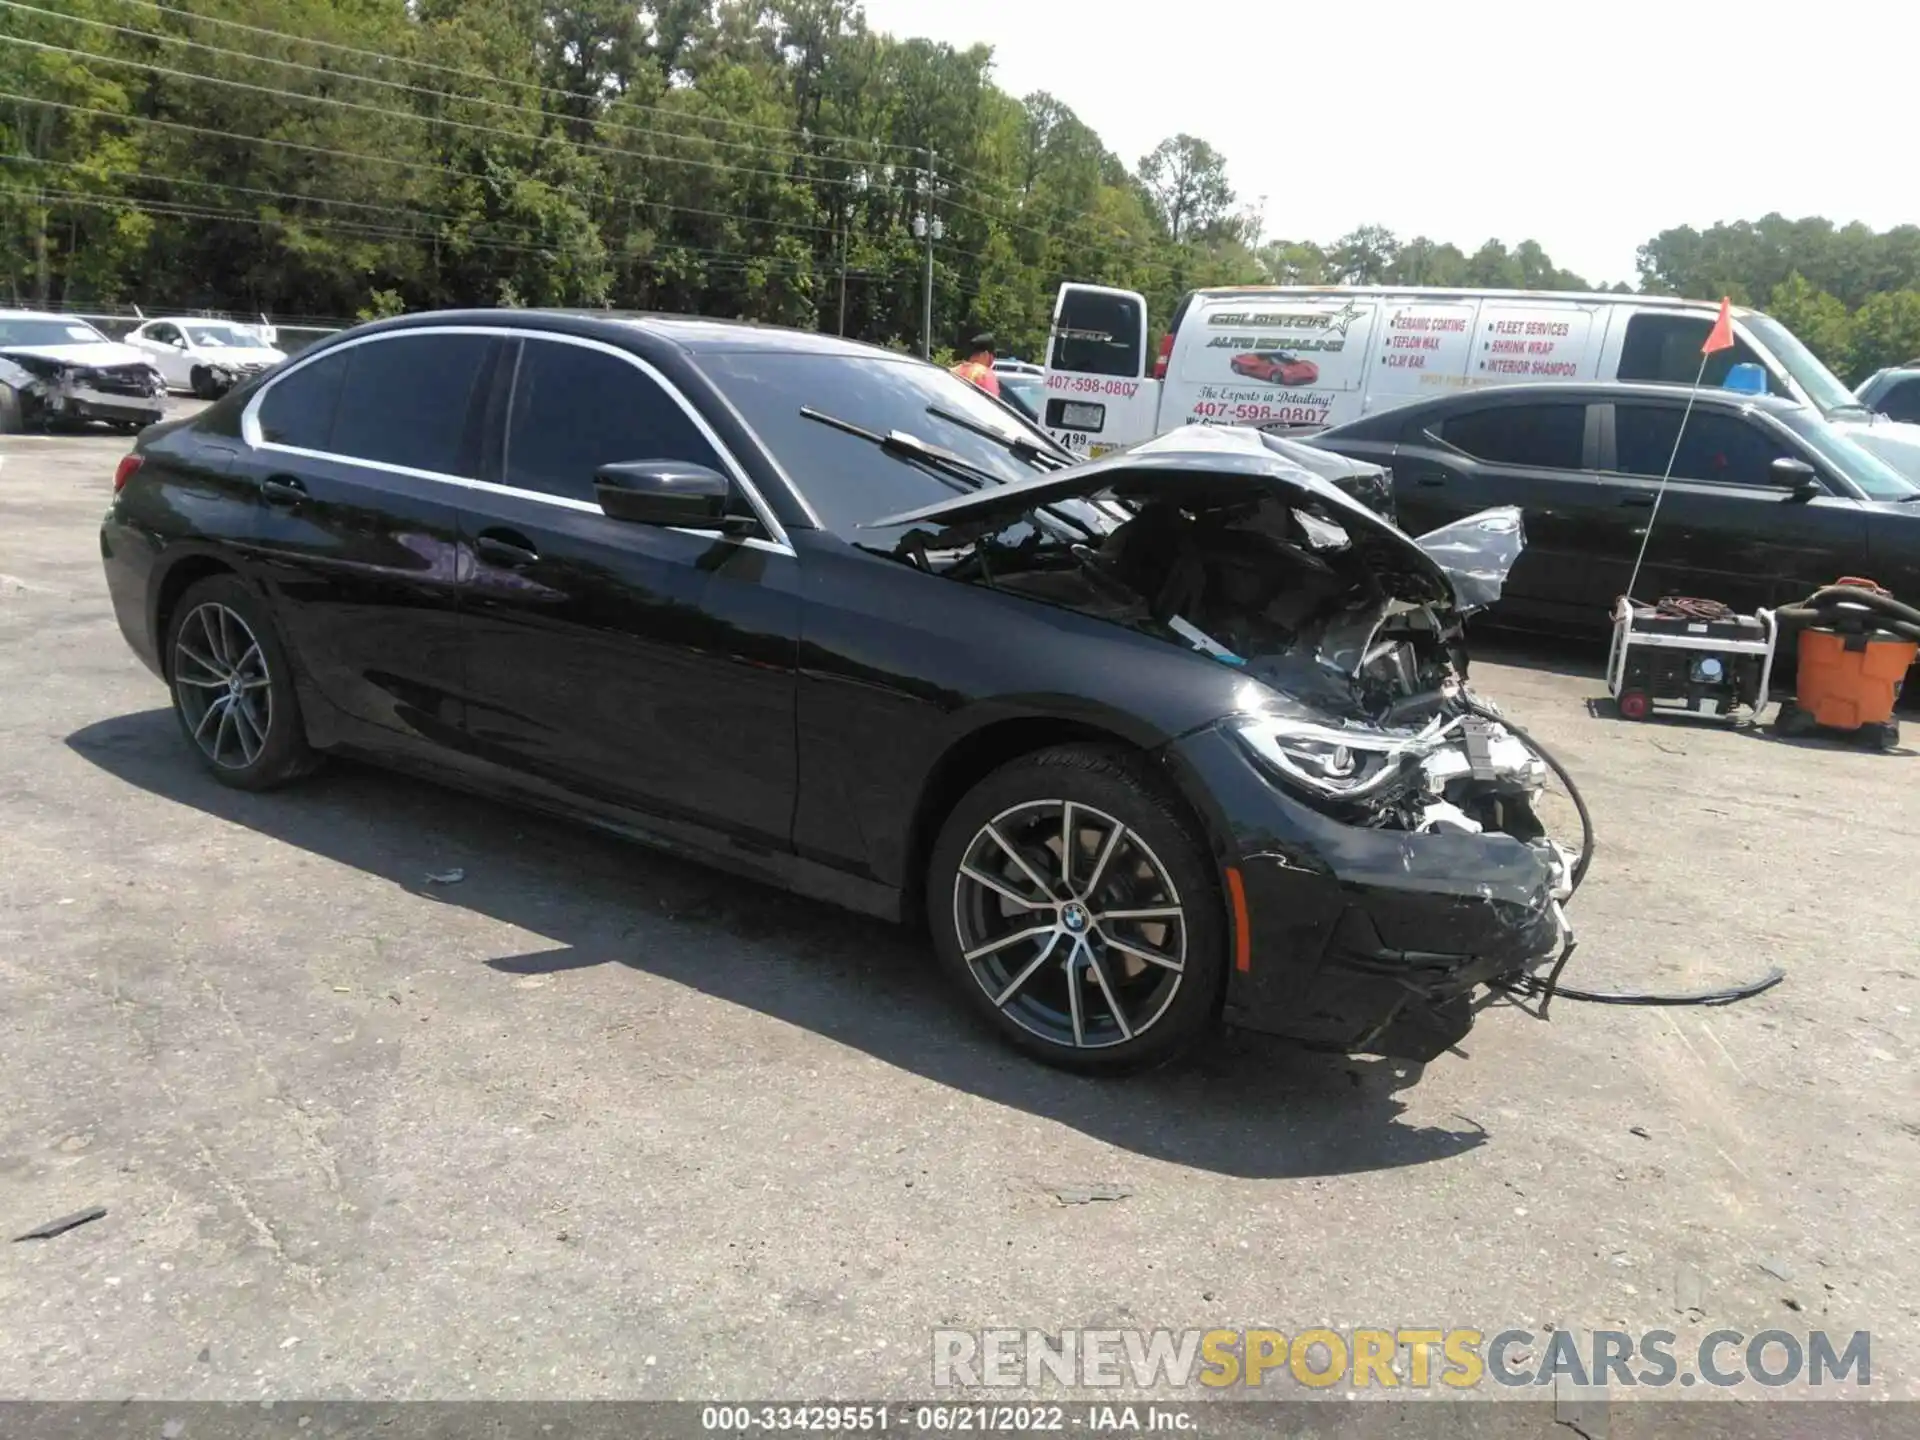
[1,152,564,245]
[0,1,907,180]
[0,35,893,193]
[0,92,850,242]
[3,32,1108,248]
[5,2,1056,225]
[114,0,937,161]
[5,184,887,279]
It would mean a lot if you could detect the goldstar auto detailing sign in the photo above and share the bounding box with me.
[1178,298,1376,427]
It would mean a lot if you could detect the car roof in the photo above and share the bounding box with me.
[0,309,80,320]
[1185,286,1759,316]
[1404,380,1807,413]
[1316,381,1818,438]
[348,307,910,362]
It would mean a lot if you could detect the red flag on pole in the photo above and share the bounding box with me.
[1702,297,1734,355]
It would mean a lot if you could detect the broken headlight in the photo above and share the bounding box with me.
[1229,712,1459,802]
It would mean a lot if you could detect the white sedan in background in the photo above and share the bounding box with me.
[124,318,288,398]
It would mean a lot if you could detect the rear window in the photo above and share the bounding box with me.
[1049,290,1144,378]
[1440,404,1587,469]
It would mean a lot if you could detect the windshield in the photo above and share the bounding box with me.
[184,323,266,348]
[700,351,1062,535]
[0,317,110,347]
[1845,426,1920,491]
[1744,313,1862,416]
[1771,409,1920,501]
[1000,374,1044,421]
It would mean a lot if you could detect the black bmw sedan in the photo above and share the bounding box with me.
[100,310,1578,1072]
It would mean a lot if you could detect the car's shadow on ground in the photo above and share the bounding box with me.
[68,709,1498,1182]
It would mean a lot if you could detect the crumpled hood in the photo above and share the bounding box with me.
[866,423,1457,607]
[0,339,155,370]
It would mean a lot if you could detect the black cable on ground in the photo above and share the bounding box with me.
[1463,697,1784,1011]
[1490,967,1787,1011]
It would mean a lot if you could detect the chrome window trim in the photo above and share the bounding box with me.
[238,323,796,556]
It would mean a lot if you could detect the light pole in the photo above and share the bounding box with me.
[912,210,944,358]
[912,151,942,359]
[839,169,869,336]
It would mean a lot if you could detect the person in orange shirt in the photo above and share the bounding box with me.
[948,332,1001,397]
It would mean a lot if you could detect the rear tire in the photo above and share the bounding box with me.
[164,574,320,790]
[1864,720,1899,752]
[926,744,1226,1074]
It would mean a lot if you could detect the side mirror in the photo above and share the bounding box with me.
[1769,456,1823,499]
[593,460,741,529]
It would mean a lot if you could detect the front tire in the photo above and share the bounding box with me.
[926,745,1227,1074]
[164,574,319,790]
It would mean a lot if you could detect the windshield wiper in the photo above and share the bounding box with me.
[924,403,1073,472]
[799,406,1005,493]
[800,406,1100,540]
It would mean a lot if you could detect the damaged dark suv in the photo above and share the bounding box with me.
[100,311,1581,1072]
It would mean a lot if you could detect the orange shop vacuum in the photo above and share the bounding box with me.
[1772,578,1920,751]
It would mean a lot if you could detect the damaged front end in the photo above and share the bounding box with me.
[866,426,1582,1061]
[0,349,166,430]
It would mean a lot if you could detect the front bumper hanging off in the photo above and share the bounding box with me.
[1169,724,1576,1062]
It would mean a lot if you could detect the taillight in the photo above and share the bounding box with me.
[1152,332,1174,380]
[113,453,143,493]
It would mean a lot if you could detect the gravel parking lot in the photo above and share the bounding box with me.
[4,420,1919,1407]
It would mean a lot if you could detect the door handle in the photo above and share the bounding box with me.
[1413,473,1447,487]
[260,475,307,507]
[476,530,539,568]
[1618,495,1656,508]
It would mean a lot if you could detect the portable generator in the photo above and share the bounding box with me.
[1606,596,1779,724]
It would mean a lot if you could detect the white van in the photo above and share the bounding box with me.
[1035,283,1868,458]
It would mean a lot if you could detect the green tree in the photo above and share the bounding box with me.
[1765,273,1855,378]
[1137,134,1232,244]
[1851,290,1920,378]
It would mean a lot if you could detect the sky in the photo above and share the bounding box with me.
[857,0,1914,287]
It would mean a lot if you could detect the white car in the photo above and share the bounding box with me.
[0,310,167,432]
[992,358,1044,378]
[125,317,288,398]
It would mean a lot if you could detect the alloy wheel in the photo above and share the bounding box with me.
[173,601,274,769]
[951,799,1187,1050]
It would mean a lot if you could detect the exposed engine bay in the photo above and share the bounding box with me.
[879,448,1575,895]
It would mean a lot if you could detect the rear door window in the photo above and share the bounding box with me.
[326,333,494,476]
[1615,406,1789,487]
[1439,404,1587,468]
[256,347,350,450]
[502,338,723,504]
